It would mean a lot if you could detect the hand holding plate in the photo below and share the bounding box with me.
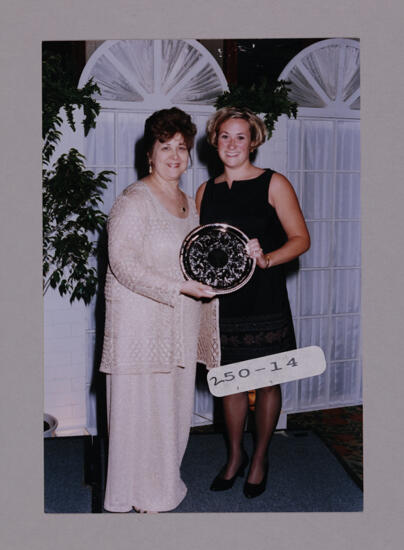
[180,223,256,294]
[246,238,267,269]
[180,280,216,299]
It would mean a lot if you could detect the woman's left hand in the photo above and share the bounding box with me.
[246,238,268,269]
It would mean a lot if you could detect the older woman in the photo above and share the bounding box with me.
[100,107,219,513]
[196,107,310,498]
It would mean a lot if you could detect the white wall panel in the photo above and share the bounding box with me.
[256,115,288,175]
[286,171,300,197]
[86,111,116,166]
[299,370,328,409]
[287,120,301,171]
[332,269,361,314]
[301,221,332,268]
[300,316,330,351]
[302,120,334,171]
[329,360,361,405]
[44,290,88,433]
[336,121,360,170]
[117,112,146,165]
[117,167,136,195]
[335,173,360,219]
[281,381,298,411]
[300,270,330,316]
[331,315,361,361]
[301,172,333,219]
[334,221,361,266]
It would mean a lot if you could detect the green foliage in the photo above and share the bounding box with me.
[43,53,101,166]
[43,53,113,304]
[215,78,298,139]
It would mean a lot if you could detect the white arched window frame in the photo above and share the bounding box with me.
[276,38,362,414]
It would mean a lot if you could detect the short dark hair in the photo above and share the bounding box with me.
[144,107,197,157]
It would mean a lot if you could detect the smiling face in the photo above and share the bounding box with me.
[216,118,253,169]
[149,133,189,183]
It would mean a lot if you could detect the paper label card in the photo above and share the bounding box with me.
[207,346,326,397]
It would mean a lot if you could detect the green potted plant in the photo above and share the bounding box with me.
[42,52,113,305]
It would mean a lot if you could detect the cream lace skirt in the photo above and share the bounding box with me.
[104,365,196,513]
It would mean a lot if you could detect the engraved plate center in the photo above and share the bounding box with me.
[207,248,228,268]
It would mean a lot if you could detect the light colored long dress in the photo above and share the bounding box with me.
[100,181,212,513]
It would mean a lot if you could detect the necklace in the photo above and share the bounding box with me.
[148,175,187,214]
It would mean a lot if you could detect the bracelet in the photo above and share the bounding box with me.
[265,255,273,269]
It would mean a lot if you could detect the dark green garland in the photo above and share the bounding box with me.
[214,78,298,140]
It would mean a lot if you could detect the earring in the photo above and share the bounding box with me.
[149,163,152,174]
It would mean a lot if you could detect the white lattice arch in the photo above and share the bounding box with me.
[279,38,360,119]
[78,39,228,112]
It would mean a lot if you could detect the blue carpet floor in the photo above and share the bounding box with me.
[44,430,362,513]
[175,431,362,512]
[45,437,92,513]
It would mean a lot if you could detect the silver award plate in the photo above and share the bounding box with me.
[180,223,256,294]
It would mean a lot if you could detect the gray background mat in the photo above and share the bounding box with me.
[1,0,404,548]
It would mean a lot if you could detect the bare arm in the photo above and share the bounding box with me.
[195,181,207,215]
[247,173,310,268]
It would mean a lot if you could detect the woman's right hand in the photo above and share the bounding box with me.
[180,280,216,299]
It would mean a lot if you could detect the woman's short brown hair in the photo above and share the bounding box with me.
[144,107,197,156]
[206,107,267,150]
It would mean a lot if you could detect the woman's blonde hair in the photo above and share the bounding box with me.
[206,107,267,150]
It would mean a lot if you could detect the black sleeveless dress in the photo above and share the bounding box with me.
[200,169,296,366]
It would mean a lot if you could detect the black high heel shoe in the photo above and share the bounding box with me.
[210,451,249,491]
[243,462,269,498]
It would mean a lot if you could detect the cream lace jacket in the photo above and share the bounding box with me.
[99,181,220,375]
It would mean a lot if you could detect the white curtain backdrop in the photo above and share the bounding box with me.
[282,117,361,412]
